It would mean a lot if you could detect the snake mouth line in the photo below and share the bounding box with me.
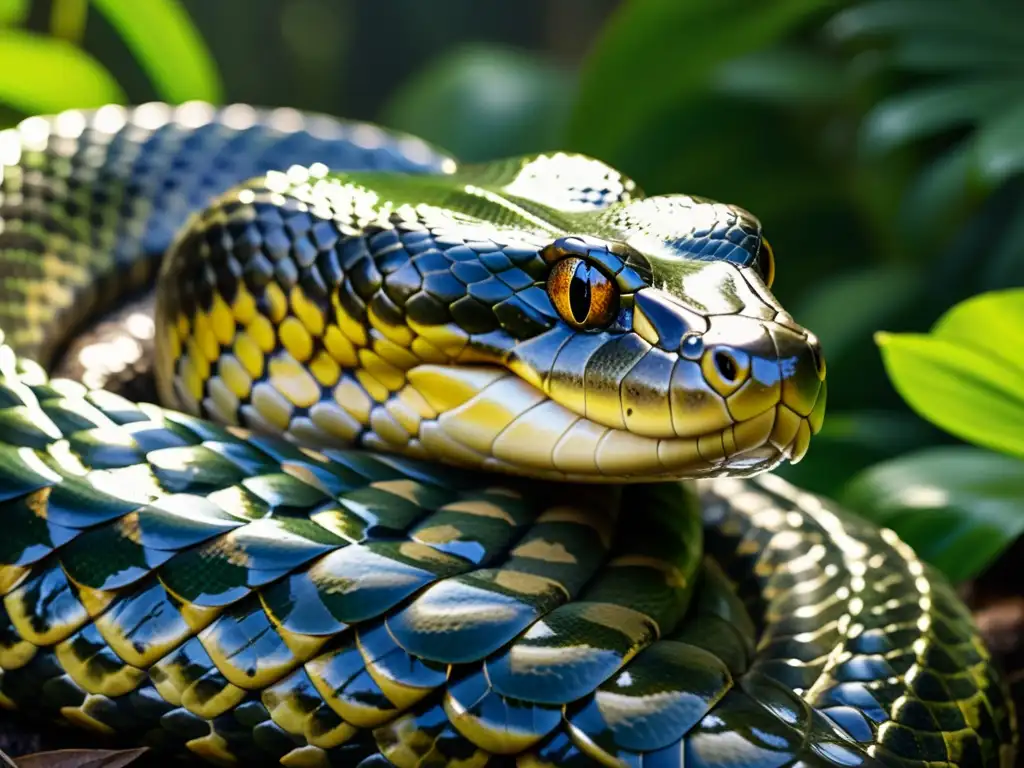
[399,365,818,483]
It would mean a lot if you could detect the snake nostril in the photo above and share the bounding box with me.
[714,351,738,383]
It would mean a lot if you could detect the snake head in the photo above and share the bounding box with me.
[494,195,827,480]
[155,155,824,483]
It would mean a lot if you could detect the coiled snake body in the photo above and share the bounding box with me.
[0,103,1013,767]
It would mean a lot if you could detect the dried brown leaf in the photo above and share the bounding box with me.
[13,747,149,768]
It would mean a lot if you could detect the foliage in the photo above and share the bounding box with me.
[88,0,221,103]
[842,447,1024,583]
[0,29,124,113]
[0,0,220,123]
[831,0,1024,277]
[566,0,838,163]
[841,290,1024,578]
[878,290,1024,460]
[833,0,1024,188]
[829,0,1024,575]
[0,0,29,27]
[380,45,572,163]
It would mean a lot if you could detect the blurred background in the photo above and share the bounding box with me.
[2,0,1024,590]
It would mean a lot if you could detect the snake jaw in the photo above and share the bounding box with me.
[380,359,819,482]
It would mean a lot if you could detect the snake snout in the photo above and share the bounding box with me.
[670,314,826,468]
[697,315,776,404]
[771,324,827,454]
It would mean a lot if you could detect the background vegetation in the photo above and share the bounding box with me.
[1,0,1022,584]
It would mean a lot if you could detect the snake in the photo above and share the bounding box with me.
[0,102,1014,768]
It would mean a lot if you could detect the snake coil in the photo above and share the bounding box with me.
[0,103,1013,767]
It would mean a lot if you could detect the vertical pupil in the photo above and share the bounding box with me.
[568,263,591,323]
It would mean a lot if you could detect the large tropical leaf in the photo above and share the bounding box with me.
[91,0,222,103]
[833,0,1024,188]
[933,288,1024,370]
[711,46,847,106]
[842,446,1024,583]
[567,0,838,161]
[829,0,1024,52]
[828,0,1024,302]
[0,0,28,27]
[877,289,1024,460]
[0,29,124,114]
[858,79,1017,158]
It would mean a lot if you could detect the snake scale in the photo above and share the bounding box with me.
[0,102,1014,767]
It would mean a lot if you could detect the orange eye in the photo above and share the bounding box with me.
[546,257,618,329]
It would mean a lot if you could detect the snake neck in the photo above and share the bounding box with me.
[0,104,452,372]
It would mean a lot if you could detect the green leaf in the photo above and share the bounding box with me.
[876,328,1024,459]
[91,0,222,103]
[0,0,29,27]
[0,30,124,114]
[829,0,1024,274]
[712,47,846,106]
[891,38,1024,74]
[973,100,1024,185]
[861,79,1017,155]
[567,0,836,159]
[829,0,1024,45]
[932,288,1024,371]
[841,446,1024,583]
[381,45,572,163]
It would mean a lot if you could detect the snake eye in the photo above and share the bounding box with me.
[756,237,775,288]
[547,257,618,329]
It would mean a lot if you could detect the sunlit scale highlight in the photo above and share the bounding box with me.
[0,102,1011,768]
[155,158,826,482]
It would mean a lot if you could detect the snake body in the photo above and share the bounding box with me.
[0,103,1014,767]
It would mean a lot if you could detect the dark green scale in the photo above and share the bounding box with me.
[0,104,1014,768]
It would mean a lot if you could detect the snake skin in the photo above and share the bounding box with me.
[0,104,1015,766]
